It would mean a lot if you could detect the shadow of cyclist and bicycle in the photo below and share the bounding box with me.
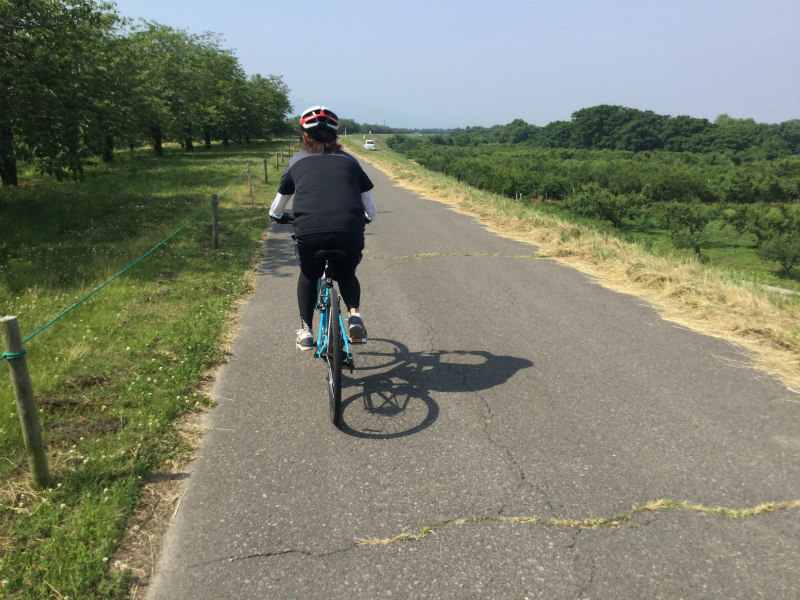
[260,232,534,439]
[339,338,533,439]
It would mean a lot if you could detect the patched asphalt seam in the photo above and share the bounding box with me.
[355,499,800,547]
[184,500,800,566]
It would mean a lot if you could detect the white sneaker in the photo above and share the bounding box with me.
[348,313,366,341]
[295,330,314,351]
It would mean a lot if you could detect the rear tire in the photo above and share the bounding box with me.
[326,286,343,426]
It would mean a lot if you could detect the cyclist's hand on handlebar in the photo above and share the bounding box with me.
[364,215,373,224]
[271,210,294,224]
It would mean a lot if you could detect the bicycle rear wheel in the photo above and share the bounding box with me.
[326,286,343,426]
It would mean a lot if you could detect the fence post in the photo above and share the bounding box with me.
[211,193,219,250]
[1,316,51,490]
[246,162,254,205]
[276,152,279,170]
[264,159,268,183]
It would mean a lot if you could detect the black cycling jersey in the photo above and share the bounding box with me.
[278,150,374,236]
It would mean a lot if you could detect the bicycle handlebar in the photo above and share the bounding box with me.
[271,210,372,225]
[270,210,295,224]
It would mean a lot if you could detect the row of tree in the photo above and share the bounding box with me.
[394,143,800,205]
[424,106,799,159]
[566,184,800,273]
[386,137,800,274]
[1,0,292,186]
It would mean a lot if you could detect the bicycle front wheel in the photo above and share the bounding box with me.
[326,286,343,426]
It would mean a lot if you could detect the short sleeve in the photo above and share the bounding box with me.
[278,167,295,195]
[359,168,374,193]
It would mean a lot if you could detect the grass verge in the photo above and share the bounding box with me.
[0,142,289,598]
[344,137,800,392]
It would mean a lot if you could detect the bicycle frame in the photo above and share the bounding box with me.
[314,263,354,372]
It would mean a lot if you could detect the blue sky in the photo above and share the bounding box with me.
[111,0,799,129]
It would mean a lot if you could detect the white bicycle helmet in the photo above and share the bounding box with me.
[299,106,340,139]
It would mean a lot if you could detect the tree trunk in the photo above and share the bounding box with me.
[0,156,18,186]
[245,134,251,144]
[204,131,211,149]
[0,129,18,186]
[222,131,229,147]
[102,136,114,163]
[152,126,163,156]
[185,127,194,152]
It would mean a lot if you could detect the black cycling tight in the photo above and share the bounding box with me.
[297,271,360,330]
[293,232,364,330]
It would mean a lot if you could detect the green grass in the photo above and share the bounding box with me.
[0,141,291,598]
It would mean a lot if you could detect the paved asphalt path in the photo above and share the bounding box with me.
[148,159,800,599]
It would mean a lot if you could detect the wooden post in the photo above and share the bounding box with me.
[246,162,254,205]
[1,316,51,489]
[211,193,219,249]
[264,159,268,183]
[276,152,279,170]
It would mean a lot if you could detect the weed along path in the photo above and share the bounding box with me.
[147,159,800,599]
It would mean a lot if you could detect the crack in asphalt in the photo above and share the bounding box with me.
[444,360,556,514]
[570,530,596,599]
[566,529,581,550]
[576,556,597,600]
[367,252,543,261]
[182,499,800,569]
[181,500,800,568]
[355,498,800,547]
[187,548,316,569]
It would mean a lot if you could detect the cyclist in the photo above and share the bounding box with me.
[269,106,378,350]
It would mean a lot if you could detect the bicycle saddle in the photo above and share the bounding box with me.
[314,249,347,259]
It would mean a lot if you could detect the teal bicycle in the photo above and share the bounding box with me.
[314,250,365,426]
[271,210,368,427]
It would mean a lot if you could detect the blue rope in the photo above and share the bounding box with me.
[1,349,26,361]
[21,202,213,344]
[217,171,247,199]
[9,165,251,348]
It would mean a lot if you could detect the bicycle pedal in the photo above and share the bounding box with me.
[349,337,367,344]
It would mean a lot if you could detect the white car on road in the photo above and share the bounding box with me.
[364,140,375,150]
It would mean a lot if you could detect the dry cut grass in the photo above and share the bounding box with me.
[348,141,800,393]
